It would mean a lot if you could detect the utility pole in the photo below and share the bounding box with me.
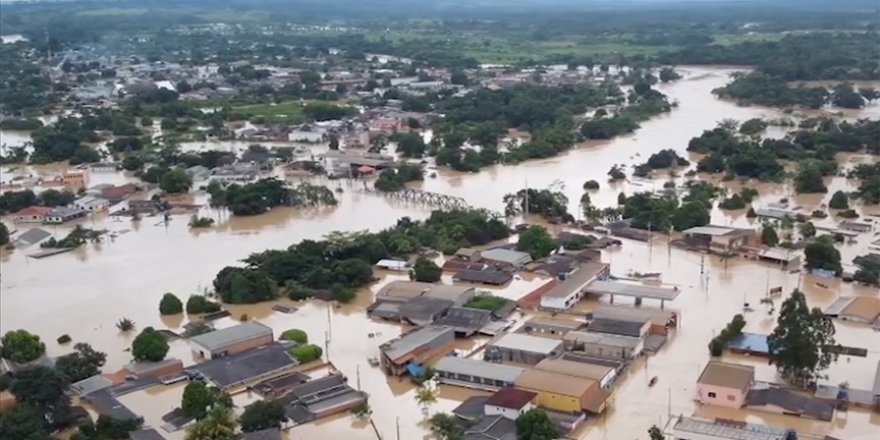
[395,417,401,440]
[327,305,333,341]
[356,364,361,391]
[700,255,704,275]
[524,179,529,220]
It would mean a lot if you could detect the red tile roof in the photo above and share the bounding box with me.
[485,388,537,409]
[13,206,52,216]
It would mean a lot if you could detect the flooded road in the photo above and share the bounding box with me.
[2,67,879,439]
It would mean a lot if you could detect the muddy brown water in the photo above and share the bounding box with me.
[2,67,879,439]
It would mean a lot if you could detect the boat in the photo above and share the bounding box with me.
[649,376,658,387]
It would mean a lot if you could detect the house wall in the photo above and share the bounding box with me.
[517,386,582,413]
[540,293,576,311]
[435,371,515,391]
[696,383,747,408]
[382,333,456,376]
[494,347,553,365]
[13,214,45,223]
[485,402,535,420]
[577,341,641,360]
[194,333,274,360]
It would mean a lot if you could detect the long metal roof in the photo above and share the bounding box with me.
[584,280,680,301]
[434,356,525,383]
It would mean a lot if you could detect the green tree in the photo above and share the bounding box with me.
[289,344,323,363]
[516,225,556,259]
[160,168,193,193]
[239,400,287,432]
[75,415,142,440]
[516,408,559,440]
[793,161,827,193]
[804,237,842,275]
[0,404,51,440]
[131,327,169,362]
[182,382,229,420]
[411,257,442,282]
[54,343,106,383]
[799,222,816,238]
[1,329,46,364]
[280,329,308,344]
[761,225,779,247]
[828,190,849,210]
[428,413,464,440]
[671,201,710,231]
[185,405,237,440]
[159,292,184,315]
[10,366,73,429]
[186,295,222,314]
[768,290,838,386]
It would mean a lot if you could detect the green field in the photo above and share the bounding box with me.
[234,101,306,124]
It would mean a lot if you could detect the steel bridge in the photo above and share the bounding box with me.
[363,187,470,210]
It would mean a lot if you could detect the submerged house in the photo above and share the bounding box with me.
[379,325,455,376]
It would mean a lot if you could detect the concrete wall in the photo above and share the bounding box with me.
[696,383,747,408]
[519,387,581,413]
[194,333,274,360]
[578,340,642,360]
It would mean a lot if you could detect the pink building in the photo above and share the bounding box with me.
[696,361,754,408]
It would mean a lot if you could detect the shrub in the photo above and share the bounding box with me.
[582,180,600,190]
[828,190,849,210]
[290,344,323,363]
[411,257,442,282]
[159,293,183,315]
[837,209,858,219]
[280,329,308,344]
[57,334,71,344]
[811,209,828,219]
[186,295,222,314]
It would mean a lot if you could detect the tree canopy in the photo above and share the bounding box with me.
[131,327,169,362]
[768,290,838,386]
[159,292,184,315]
[516,225,556,260]
[1,329,46,364]
[411,257,442,282]
[239,401,287,432]
[516,408,559,440]
[184,405,237,440]
[54,343,107,383]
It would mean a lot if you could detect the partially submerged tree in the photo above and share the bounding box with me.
[159,292,184,315]
[411,257,442,282]
[1,329,46,364]
[184,405,237,440]
[54,343,107,383]
[768,290,838,386]
[131,327,169,362]
[516,225,556,259]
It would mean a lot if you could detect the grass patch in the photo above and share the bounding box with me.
[464,295,509,312]
[234,101,306,124]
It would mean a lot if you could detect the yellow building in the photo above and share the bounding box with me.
[514,368,603,414]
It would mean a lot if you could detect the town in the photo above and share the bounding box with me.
[0,1,879,440]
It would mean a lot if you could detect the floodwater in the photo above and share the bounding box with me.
[2,67,879,439]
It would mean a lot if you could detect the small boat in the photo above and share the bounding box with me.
[649,376,658,387]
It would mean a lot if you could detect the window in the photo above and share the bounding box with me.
[707,392,717,398]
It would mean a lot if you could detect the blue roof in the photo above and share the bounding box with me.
[729,333,770,354]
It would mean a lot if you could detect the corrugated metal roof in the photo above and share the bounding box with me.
[698,361,754,389]
[515,368,594,397]
[434,357,525,383]
[490,333,562,354]
[190,321,273,352]
[480,248,532,266]
[381,325,455,361]
[543,262,609,299]
[584,280,680,300]
[535,358,613,381]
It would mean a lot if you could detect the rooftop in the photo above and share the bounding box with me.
[535,358,614,381]
[238,428,282,440]
[515,368,595,397]
[698,361,755,390]
[424,284,475,302]
[485,388,537,409]
[480,248,533,266]
[84,390,140,421]
[543,262,609,299]
[523,316,584,331]
[376,280,433,299]
[682,225,754,236]
[563,331,643,349]
[434,357,526,383]
[71,374,113,397]
[453,269,513,285]
[189,342,298,389]
[588,317,648,337]
[673,416,790,440]
[728,333,771,355]
[452,396,488,421]
[840,296,880,322]
[381,325,455,361]
[489,333,562,355]
[584,280,680,301]
[464,415,518,440]
[190,321,273,352]
[592,304,675,326]
[746,388,834,421]
[399,297,454,323]
[130,428,167,440]
[434,307,493,333]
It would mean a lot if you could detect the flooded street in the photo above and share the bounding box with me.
[2,67,879,439]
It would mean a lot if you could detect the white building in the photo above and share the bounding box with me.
[73,195,110,212]
[484,388,537,420]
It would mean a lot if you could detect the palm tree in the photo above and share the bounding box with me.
[415,386,437,413]
[116,318,135,332]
